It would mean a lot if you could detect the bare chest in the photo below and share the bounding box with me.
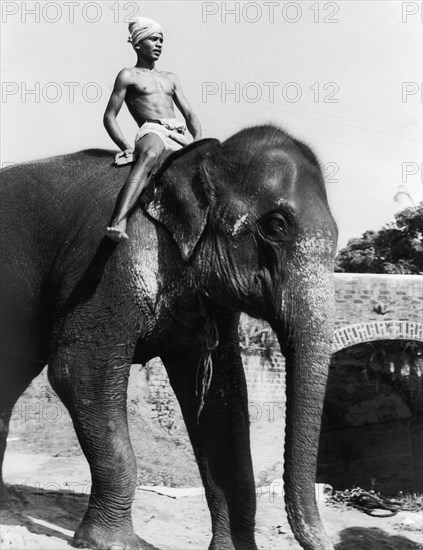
[128,72,174,97]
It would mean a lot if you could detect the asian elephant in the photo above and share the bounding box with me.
[0,125,338,550]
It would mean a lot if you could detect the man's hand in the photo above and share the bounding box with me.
[115,148,135,166]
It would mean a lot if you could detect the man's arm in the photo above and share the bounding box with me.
[103,69,133,153]
[171,74,202,141]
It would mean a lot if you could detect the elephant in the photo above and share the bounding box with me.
[0,125,338,550]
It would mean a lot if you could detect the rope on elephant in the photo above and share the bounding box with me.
[196,301,219,422]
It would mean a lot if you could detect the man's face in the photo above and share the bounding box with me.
[136,34,163,61]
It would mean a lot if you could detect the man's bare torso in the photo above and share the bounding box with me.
[124,68,176,126]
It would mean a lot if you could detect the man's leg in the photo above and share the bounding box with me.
[106,134,165,242]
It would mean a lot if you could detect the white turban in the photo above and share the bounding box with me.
[128,17,163,48]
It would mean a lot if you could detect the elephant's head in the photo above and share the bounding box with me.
[146,125,337,550]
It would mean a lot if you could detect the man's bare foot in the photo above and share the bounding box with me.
[106,226,129,242]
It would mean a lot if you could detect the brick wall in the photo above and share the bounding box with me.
[145,353,287,419]
[243,353,285,404]
[333,273,423,328]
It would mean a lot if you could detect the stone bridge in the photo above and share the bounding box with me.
[332,273,422,351]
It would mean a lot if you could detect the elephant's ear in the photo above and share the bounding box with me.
[145,139,221,261]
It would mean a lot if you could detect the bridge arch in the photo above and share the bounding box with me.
[332,320,423,353]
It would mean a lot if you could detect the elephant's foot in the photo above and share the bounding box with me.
[209,534,258,550]
[233,534,258,550]
[209,537,235,550]
[73,522,140,550]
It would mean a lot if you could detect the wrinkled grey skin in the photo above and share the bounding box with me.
[0,125,337,550]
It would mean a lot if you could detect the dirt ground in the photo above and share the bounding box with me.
[1,369,422,550]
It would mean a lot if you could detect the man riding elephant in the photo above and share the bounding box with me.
[104,17,202,242]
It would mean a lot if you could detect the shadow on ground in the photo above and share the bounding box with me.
[2,484,162,550]
[335,526,423,550]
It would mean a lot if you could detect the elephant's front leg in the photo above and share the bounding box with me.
[163,313,258,550]
[48,331,138,550]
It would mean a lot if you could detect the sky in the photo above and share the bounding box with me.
[1,0,422,248]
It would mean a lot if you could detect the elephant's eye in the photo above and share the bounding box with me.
[259,213,288,241]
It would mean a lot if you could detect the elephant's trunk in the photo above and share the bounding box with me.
[276,238,335,550]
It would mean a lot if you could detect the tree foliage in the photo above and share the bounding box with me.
[335,203,423,274]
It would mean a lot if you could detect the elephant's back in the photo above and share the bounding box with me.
[0,149,129,208]
[0,149,133,310]
[0,149,131,252]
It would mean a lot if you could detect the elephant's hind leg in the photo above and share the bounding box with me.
[163,312,258,550]
[48,330,139,550]
[0,356,44,506]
